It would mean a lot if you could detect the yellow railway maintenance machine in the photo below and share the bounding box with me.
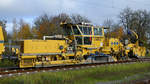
[19,23,112,68]
[0,24,146,68]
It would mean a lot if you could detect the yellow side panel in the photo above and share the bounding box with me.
[0,26,5,59]
[0,43,4,54]
[23,40,66,54]
[0,26,4,41]
[102,38,123,54]
[21,55,37,59]
[92,37,104,47]
[109,38,122,50]
[134,46,146,57]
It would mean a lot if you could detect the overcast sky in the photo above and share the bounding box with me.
[0,0,150,32]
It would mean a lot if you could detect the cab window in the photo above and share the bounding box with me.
[84,37,92,45]
[73,26,81,35]
[75,36,82,45]
[94,28,102,36]
[79,26,92,35]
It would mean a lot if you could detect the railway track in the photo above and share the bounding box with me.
[0,58,150,78]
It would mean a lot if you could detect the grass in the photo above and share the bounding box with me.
[1,62,150,84]
[0,59,17,67]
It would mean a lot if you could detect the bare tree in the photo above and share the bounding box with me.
[119,7,133,30]
[12,18,18,40]
[34,14,54,38]
[33,13,91,38]
[71,14,91,24]
[51,13,72,35]
[18,19,33,39]
[119,7,150,41]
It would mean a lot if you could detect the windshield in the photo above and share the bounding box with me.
[79,26,92,35]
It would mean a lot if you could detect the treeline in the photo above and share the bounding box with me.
[10,13,90,40]
[0,7,150,43]
[103,7,150,43]
[0,13,90,40]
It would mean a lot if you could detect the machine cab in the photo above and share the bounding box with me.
[61,23,105,49]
